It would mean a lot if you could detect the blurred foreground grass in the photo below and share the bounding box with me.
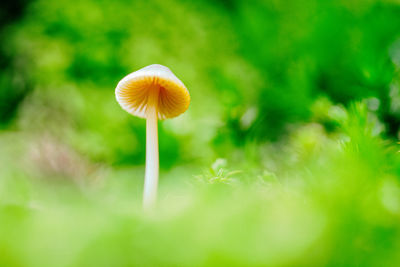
[1,103,400,267]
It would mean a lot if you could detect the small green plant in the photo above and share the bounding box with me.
[195,158,242,185]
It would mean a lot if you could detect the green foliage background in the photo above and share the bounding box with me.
[1,0,400,266]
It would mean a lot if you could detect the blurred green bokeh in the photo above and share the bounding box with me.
[1,0,400,266]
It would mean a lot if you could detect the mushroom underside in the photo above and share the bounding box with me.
[117,76,189,119]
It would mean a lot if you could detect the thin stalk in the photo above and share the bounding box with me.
[143,87,160,210]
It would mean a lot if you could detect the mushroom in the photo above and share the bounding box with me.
[115,64,190,209]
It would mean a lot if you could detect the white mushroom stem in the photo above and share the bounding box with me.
[143,87,160,210]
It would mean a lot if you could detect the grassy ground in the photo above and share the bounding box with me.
[1,103,400,267]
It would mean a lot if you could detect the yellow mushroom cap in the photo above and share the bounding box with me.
[115,64,190,120]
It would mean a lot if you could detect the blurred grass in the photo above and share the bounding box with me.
[1,0,400,266]
[2,102,400,266]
